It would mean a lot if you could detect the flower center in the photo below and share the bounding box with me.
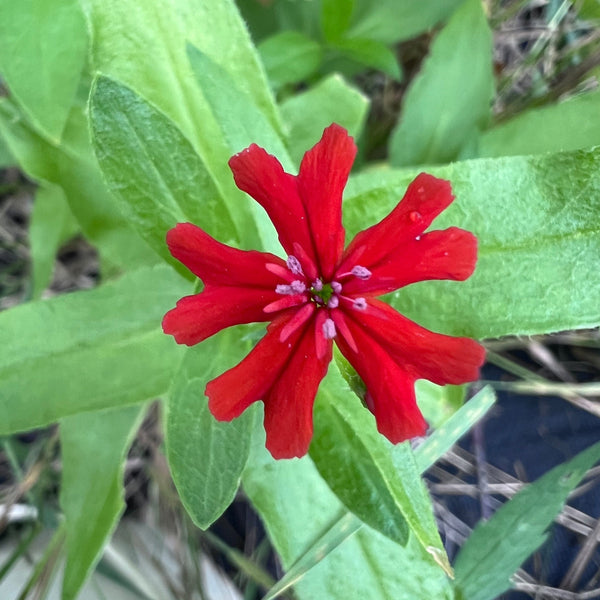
[312,281,334,304]
[268,254,370,315]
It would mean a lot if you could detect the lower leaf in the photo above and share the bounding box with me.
[166,328,258,529]
[60,404,145,600]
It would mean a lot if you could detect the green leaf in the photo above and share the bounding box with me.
[166,331,258,529]
[389,0,493,167]
[0,96,158,273]
[258,31,323,90]
[331,37,402,80]
[262,512,362,600]
[0,265,189,434]
[83,0,281,142]
[60,404,145,600]
[186,44,291,168]
[321,0,355,41]
[478,90,600,158]
[347,0,465,44]
[413,386,495,473]
[280,74,369,165]
[0,0,88,141]
[262,388,494,600]
[273,1,322,39]
[344,147,600,338]
[90,75,236,267]
[415,380,466,429]
[454,440,600,600]
[579,0,600,19]
[0,132,15,167]
[310,366,449,573]
[82,0,283,250]
[186,43,292,252]
[29,184,78,300]
[235,0,279,42]
[244,445,454,599]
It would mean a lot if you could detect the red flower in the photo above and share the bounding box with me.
[163,124,485,459]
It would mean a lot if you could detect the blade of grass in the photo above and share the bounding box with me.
[16,523,66,600]
[201,530,275,592]
[0,523,42,581]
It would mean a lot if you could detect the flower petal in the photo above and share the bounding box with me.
[346,299,485,385]
[335,320,427,443]
[337,173,454,276]
[297,124,357,280]
[206,311,331,458]
[263,324,332,458]
[228,144,316,264]
[167,222,285,288]
[206,314,298,422]
[343,227,477,296]
[162,286,278,345]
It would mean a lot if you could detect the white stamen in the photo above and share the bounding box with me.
[291,280,306,293]
[351,265,372,280]
[327,295,339,309]
[312,278,323,292]
[276,280,306,295]
[286,255,304,276]
[322,318,336,339]
[331,281,342,294]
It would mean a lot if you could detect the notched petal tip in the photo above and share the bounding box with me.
[450,228,478,281]
[161,302,197,346]
[165,221,196,249]
[376,407,428,444]
[321,122,352,141]
[265,434,311,460]
[228,142,262,164]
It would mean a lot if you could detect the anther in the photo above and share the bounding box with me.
[312,278,323,291]
[286,255,304,276]
[327,296,339,309]
[276,280,306,295]
[331,281,342,294]
[350,266,371,280]
[322,318,336,340]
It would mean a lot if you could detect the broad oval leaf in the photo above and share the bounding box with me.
[332,37,402,80]
[243,442,454,599]
[478,90,600,158]
[82,0,283,250]
[0,0,88,141]
[258,31,323,90]
[280,74,368,166]
[186,43,292,253]
[389,0,494,167]
[347,0,464,44]
[166,330,258,529]
[262,386,496,600]
[0,265,189,434]
[344,147,600,339]
[90,75,236,266]
[310,365,449,574]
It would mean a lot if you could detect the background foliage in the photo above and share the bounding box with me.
[1,0,599,598]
